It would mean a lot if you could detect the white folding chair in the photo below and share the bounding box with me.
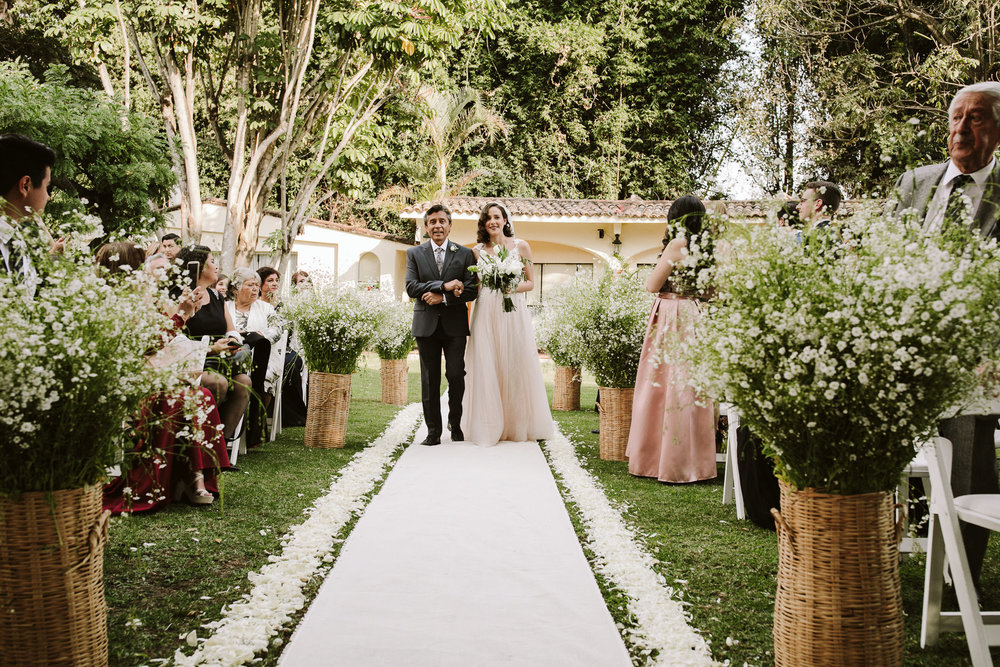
[268,331,289,442]
[719,403,746,520]
[897,448,932,555]
[921,436,1000,666]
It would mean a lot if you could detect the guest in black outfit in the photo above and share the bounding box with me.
[176,245,251,445]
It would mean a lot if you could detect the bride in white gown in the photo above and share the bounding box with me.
[461,202,555,446]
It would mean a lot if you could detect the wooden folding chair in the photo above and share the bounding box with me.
[921,436,1000,666]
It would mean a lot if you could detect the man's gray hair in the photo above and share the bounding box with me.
[230,267,259,289]
[951,82,1000,124]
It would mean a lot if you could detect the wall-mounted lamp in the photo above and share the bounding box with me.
[612,233,622,250]
[598,229,605,239]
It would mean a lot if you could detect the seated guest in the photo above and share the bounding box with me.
[176,245,252,446]
[776,200,802,230]
[159,232,181,261]
[215,276,230,298]
[258,265,282,307]
[258,266,307,427]
[102,252,231,512]
[226,267,278,445]
[95,241,145,276]
[291,270,310,290]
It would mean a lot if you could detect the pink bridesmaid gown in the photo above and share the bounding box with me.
[625,292,717,482]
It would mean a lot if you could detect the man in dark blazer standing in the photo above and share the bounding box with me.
[405,203,479,446]
[888,81,1000,591]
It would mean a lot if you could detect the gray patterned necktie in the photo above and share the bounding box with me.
[435,246,444,273]
[944,173,974,228]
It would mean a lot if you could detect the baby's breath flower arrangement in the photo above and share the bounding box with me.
[373,296,416,361]
[284,281,381,374]
[677,214,1000,494]
[534,273,591,369]
[0,217,206,497]
[577,265,653,389]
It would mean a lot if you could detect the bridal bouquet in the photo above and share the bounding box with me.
[470,246,523,312]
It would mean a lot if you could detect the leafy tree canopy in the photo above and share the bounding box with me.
[0,62,176,243]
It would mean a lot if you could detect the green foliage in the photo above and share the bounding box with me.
[0,23,101,88]
[576,264,652,388]
[755,0,993,195]
[0,62,176,243]
[450,0,748,199]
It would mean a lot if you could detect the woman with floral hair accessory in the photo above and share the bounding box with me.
[461,201,554,446]
[625,195,718,483]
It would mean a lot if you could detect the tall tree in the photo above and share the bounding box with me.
[450,0,748,199]
[756,0,1000,194]
[377,85,509,210]
[0,62,176,243]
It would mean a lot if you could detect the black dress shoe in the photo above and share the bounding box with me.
[451,427,464,442]
[420,435,441,447]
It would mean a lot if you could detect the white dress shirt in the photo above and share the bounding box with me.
[923,158,997,234]
[0,217,38,295]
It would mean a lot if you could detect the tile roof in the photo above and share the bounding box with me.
[400,196,866,220]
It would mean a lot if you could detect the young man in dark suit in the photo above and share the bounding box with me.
[405,204,479,446]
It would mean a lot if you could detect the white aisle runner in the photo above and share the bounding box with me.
[279,426,631,666]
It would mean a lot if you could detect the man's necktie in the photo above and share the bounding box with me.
[6,243,23,282]
[944,173,974,228]
[435,246,444,273]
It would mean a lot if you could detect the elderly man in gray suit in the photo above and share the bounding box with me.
[888,81,1000,592]
[405,203,479,447]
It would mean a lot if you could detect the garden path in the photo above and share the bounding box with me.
[278,414,631,666]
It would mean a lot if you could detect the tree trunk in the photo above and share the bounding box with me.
[163,51,202,243]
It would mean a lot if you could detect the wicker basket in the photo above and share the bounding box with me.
[552,365,581,411]
[597,386,634,461]
[771,481,903,666]
[380,358,409,405]
[305,371,352,448]
[0,484,110,666]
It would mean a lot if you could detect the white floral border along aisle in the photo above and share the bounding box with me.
[544,427,717,666]
[172,403,423,667]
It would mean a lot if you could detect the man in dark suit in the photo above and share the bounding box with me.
[0,134,56,294]
[888,81,1000,591]
[405,203,479,446]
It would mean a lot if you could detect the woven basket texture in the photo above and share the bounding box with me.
[552,365,581,411]
[380,358,409,405]
[772,481,903,666]
[597,386,633,461]
[305,371,352,448]
[0,484,110,666]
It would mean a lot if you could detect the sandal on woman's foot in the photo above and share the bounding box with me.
[184,472,214,505]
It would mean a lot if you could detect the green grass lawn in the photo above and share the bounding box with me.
[104,356,422,666]
[105,356,998,666]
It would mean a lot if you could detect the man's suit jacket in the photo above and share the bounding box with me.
[888,161,1000,241]
[405,240,478,338]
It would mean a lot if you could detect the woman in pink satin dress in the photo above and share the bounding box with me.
[625,196,717,483]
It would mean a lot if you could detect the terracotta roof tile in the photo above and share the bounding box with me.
[401,196,866,220]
